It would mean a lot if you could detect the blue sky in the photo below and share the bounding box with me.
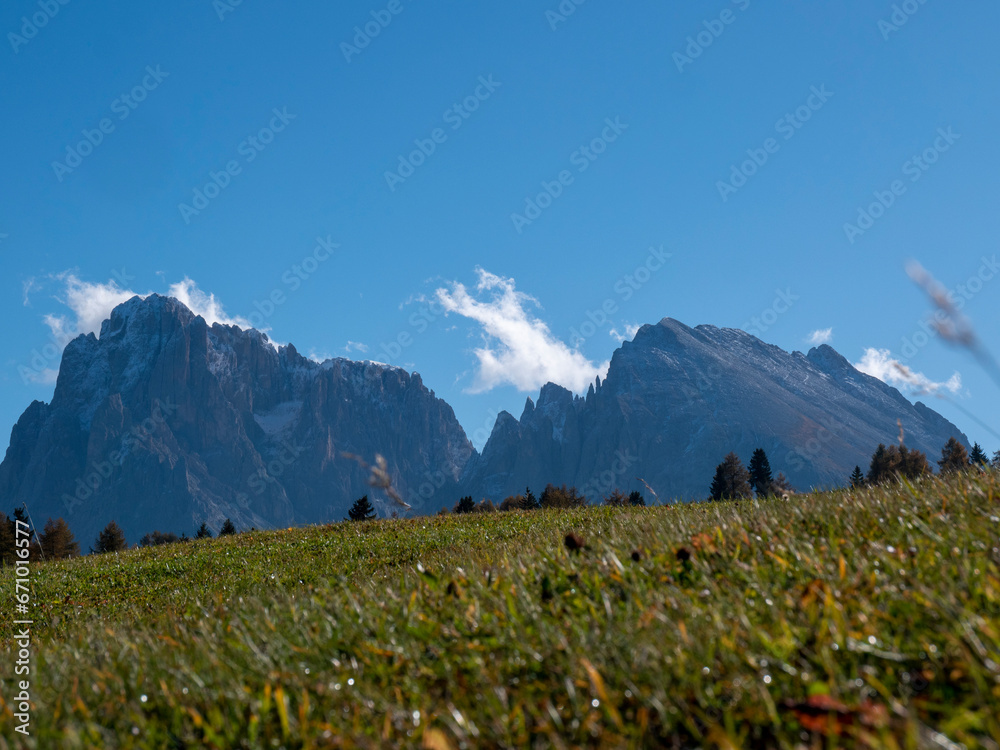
[2,0,998,459]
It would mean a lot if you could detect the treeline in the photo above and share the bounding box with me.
[848,438,998,488]
[4,437,995,562]
[0,514,241,566]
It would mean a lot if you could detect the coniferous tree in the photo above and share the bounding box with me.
[709,453,753,501]
[627,490,646,507]
[498,493,526,511]
[898,446,931,479]
[868,444,931,484]
[992,451,1000,470]
[139,531,180,547]
[0,512,14,566]
[867,444,894,484]
[938,437,969,475]
[603,489,628,507]
[768,472,795,496]
[747,448,774,497]
[39,518,80,560]
[849,466,865,488]
[969,443,988,468]
[523,487,539,511]
[93,521,127,554]
[346,496,377,522]
[453,496,476,514]
[539,484,587,509]
[196,523,213,539]
[219,518,238,535]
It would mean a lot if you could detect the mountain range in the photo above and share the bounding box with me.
[0,295,968,545]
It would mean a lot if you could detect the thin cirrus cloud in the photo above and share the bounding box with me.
[807,327,834,346]
[854,347,963,396]
[434,268,610,394]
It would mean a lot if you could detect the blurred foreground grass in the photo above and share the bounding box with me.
[1,473,999,748]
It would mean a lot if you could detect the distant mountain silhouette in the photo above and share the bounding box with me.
[0,299,967,543]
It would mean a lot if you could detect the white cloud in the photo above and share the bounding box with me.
[343,340,369,355]
[854,348,962,396]
[610,323,641,343]
[43,273,140,344]
[807,327,834,346]
[22,277,40,307]
[434,268,609,393]
[166,277,253,329]
[41,274,255,346]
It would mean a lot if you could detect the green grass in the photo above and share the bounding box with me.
[2,474,999,748]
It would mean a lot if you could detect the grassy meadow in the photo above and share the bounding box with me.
[1,473,999,748]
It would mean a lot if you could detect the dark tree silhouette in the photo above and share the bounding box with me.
[709,453,753,501]
[603,489,628,507]
[768,473,795,496]
[627,490,646,507]
[850,466,865,488]
[453,496,476,514]
[93,521,127,554]
[219,518,238,535]
[196,523,213,539]
[747,448,774,497]
[347,496,377,522]
[868,444,930,484]
[969,443,988,468]
[539,484,587,509]
[0,512,14,566]
[139,530,180,547]
[39,518,79,559]
[938,437,969,475]
[523,487,539,511]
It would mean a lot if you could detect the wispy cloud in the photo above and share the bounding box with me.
[343,340,369,355]
[610,323,641,343]
[41,274,255,345]
[855,347,962,395]
[166,277,253,329]
[22,277,41,307]
[807,327,834,346]
[434,268,609,393]
[43,274,140,344]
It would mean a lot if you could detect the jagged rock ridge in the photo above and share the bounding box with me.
[1,305,970,545]
[461,318,969,502]
[0,295,473,545]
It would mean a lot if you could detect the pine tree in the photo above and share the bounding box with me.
[523,487,539,510]
[849,465,865,488]
[768,473,795,496]
[867,444,894,484]
[39,518,79,560]
[993,451,1000,470]
[603,489,628,507]
[219,518,238,535]
[747,448,774,497]
[709,453,753,501]
[898,446,931,479]
[453,496,476,514]
[0,512,14,566]
[627,490,646,507]
[196,523,213,539]
[969,442,988,468]
[139,531,180,547]
[539,484,587,509]
[938,437,969,475]
[93,521,126,554]
[347,496,377,522]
